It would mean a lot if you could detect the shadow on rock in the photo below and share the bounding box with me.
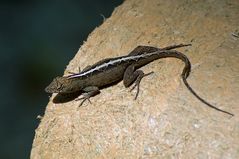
[52,91,82,103]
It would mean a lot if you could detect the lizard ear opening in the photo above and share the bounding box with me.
[56,82,63,91]
[54,77,63,91]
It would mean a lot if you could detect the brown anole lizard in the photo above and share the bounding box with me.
[45,44,233,116]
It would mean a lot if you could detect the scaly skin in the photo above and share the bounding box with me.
[45,44,233,116]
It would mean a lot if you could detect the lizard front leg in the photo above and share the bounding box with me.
[123,65,153,99]
[76,86,100,106]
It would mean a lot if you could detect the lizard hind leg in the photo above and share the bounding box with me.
[161,43,191,50]
[123,65,153,99]
[130,71,153,99]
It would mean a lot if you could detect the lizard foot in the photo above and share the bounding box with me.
[75,86,100,106]
[130,71,154,99]
[75,93,93,106]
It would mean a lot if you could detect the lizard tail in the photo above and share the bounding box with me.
[181,67,234,116]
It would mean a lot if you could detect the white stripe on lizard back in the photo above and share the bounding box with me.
[68,51,161,78]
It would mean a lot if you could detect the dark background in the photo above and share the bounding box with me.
[0,0,122,158]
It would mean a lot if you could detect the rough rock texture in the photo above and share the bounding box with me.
[31,0,239,158]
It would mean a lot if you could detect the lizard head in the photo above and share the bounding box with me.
[45,76,72,93]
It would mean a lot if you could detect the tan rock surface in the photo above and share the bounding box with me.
[31,0,239,158]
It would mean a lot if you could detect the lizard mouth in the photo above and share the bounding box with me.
[44,85,54,93]
[44,83,60,93]
[45,76,64,93]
